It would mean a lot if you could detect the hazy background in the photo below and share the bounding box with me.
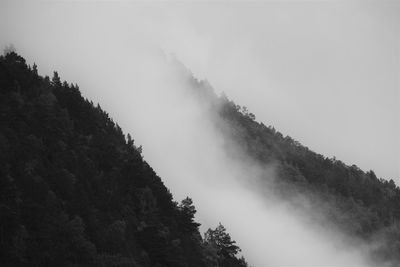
[0,0,398,182]
[1,1,399,266]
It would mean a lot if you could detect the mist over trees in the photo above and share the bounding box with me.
[0,52,249,267]
[188,76,400,266]
[2,49,400,266]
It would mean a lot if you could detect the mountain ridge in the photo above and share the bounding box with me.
[0,51,249,267]
[186,74,400,266]
[2,50,400,266]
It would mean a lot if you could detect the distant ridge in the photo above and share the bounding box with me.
[187,71,400,266]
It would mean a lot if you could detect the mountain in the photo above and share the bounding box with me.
[0,52,249,267]
[2,51,399,267]
[186,72,400,266]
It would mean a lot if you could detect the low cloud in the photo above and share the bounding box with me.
[116,52,383,267]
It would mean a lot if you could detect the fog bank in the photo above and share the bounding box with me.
[114,52,380,267]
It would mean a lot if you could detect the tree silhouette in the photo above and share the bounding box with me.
[204,223,248,267]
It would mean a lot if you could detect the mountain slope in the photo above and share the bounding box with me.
[187,75,400,266]
[0,52,248,267]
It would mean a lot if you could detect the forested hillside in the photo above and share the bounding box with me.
[2,50,399,267]
[0,52,249,267]
[190,78,400,266]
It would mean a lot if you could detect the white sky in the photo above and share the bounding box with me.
[0,0,398,182]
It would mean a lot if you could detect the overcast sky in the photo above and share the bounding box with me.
[0,0,398,182]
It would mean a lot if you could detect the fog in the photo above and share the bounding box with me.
[117,51,382,267]
[0,1,398,182]
[0,1,398,266]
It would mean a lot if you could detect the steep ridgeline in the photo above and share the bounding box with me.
[0,52,249,267]
[188,75,400,266]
